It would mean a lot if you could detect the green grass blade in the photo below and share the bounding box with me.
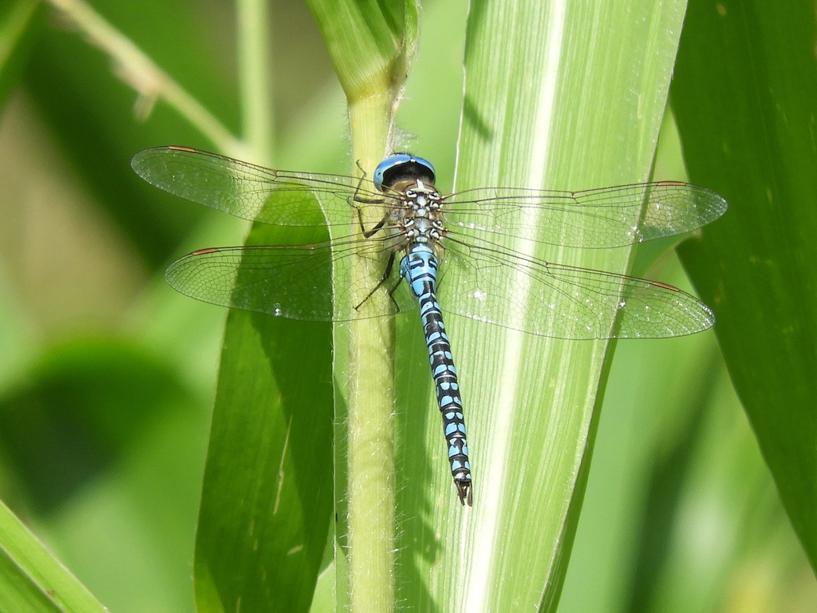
[392,1,693,610]
[671,0,817,568]
[193,223,335,613]
[0,499,107,612]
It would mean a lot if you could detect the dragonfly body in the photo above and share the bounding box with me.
[131,146,727,507]
[374,154,472,504]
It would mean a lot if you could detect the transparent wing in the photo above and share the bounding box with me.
[165,238,417,321]
[132,146,390,227]
[133,147,727,248]
[438,236,715,339]
[442,182,728,248]
[144,147,720,336]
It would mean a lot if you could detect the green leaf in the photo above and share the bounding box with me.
[193,307,334,613]
[0,498,106,612]
[558,264,728,612]
[672,0,817,568]
[306,0,418,101]
[0,337,207,612]
[192,168,335,613]
[0,340,194,513]
[390,0,695,610]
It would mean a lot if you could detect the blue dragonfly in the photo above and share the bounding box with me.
[131,146,727,506]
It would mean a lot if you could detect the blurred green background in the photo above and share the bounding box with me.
[0,0,814,611]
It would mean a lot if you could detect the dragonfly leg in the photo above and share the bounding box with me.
[353,251,397,312]
[355,206,389,238]
[386,269,407,310]
[351,165,386,206]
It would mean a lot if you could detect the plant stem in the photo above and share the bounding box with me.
[345,91,396,612]
[236,0,273,164]
[45,0,243,156]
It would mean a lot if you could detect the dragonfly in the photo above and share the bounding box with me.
[131,146,727,506]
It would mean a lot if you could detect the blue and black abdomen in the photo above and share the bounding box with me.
[401,245,472,506]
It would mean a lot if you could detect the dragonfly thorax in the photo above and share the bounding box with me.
[391,180,446,257]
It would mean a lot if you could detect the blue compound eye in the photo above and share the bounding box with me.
[374,153,436,191]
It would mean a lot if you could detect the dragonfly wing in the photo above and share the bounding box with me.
[166,240,416,321]
[443,183,727,248]
[132,146,386,227]
[438,238,715,339]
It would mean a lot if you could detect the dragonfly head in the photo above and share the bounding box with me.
[374,153,436,192]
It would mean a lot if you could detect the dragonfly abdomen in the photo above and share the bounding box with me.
[400,245,472,506]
